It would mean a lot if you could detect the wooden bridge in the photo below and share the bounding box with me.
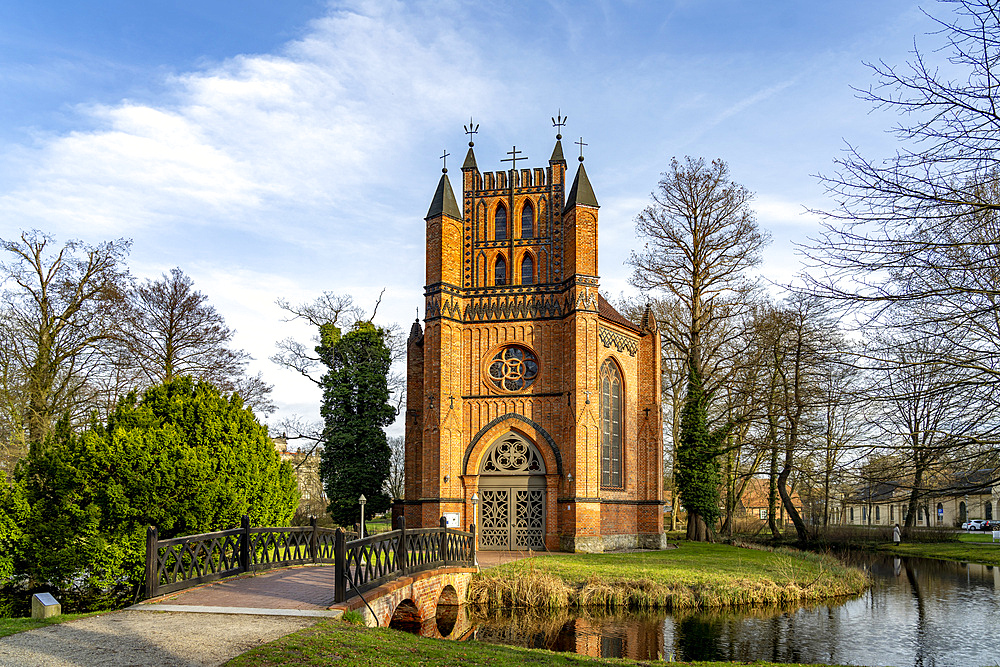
[142,516,477,635]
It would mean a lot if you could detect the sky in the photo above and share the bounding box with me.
[0,0,940,435]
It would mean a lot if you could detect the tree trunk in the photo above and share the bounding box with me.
[686,511,713,542]
[778,449,809,543]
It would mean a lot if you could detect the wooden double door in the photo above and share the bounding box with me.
[479,485,546,551]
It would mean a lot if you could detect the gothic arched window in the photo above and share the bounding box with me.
[521,201,533,238]
[521,254,534,285]
[495,204,507,241]
[495,255,507,286]
[600,360,623,489]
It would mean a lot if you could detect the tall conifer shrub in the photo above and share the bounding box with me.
[317,321,395,526]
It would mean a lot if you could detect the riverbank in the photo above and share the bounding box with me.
[879,532,1000,566]
[225,618,861,667]
[468,541,868,610]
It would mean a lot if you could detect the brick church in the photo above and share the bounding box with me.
[401,123,666,552]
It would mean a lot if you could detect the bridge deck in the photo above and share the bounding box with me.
[139,565,339,611]
[135,550,552,614]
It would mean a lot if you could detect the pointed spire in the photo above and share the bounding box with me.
[426,171,461,220]
[565,161,599,211]
[463,145,478,170]
[408,318,423,344]
[549,139,565,163]
[640,304,656,332]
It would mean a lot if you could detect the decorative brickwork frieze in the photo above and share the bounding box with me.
[599,326,639,357]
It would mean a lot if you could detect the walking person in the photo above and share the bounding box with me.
[893,523,901,546]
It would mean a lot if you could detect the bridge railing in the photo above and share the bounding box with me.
[144,515,474,601]
[334,516,476,602]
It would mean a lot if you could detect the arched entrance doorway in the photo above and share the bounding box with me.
[477,432,546,550]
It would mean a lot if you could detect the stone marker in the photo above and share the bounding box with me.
[31,592,60,619]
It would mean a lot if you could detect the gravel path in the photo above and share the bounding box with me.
[0,610,318,666]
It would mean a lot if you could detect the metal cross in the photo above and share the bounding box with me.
[575,137,588,161]
[551,110,567,137]
[440,149,450,172]
[501,145,527,170]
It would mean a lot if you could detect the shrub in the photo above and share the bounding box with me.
[16,377,298,605]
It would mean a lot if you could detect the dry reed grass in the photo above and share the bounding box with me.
[468,546,867,612]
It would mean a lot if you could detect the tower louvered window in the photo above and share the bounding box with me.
[600,360,623,488]
[521,201,533,238]
[521,255,534,285]
[495,205,507,240]
[495,255,507,285]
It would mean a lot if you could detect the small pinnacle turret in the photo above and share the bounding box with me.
[426,171,461,220]
[463,143,478,170]
[565,161,599,211]
[408,318,423,343]
[640,304,656,332]
[550,136,565,163]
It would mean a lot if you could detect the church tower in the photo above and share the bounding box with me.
[402,121,665,552]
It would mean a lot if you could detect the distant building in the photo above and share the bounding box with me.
[836,470,998,527]
[273,437,326,518]
[731,477,803,527]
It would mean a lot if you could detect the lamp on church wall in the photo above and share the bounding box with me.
[471,492,479,567]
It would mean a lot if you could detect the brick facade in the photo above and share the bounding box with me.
[403,132,665,552]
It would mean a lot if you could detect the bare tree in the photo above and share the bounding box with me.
[630,157,768,383]
[864,326,996,529]
[629,157,768,541]
[385,435,405,500]
[272,292,364,385]
[272,290,405,412]
[123,268,274,414]
[0,231,130,450]
[806,0,1000,433]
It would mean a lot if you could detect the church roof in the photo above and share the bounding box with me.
[425,172,461,220]
[462,146,478,170]
[564,162,598,211]
[549,139,565,163]
[408,318,423,344]
[598,294,640,332]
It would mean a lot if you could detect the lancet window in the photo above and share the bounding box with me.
[495,204,507,241]
[495,255,507,285]
[600,360,623,489]
[521,201,533,238]
[521,254,534,285]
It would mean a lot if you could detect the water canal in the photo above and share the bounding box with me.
[466,554,1000,666]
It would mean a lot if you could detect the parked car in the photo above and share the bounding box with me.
[983,520,1000,531]
[963,519,988,531]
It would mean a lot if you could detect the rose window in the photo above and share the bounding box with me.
[487,345,538,391]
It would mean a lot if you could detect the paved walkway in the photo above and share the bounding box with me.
[0,611,316,667]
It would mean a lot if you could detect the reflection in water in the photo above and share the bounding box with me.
[468,554,1000,667]
[469,607,664,660]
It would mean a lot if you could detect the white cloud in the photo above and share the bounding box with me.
[0,1,499,242]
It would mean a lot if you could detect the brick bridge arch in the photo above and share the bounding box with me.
[337,567,475,638]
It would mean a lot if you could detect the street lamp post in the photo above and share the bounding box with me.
[471,492,479,567]
[359,494,367,539]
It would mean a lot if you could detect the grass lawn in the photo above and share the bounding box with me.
[0,612,103,638]
[881,532,1000,565]
[470,542,868,610]
[225,618,859,667]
